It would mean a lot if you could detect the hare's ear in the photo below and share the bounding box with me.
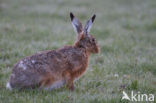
[70,12,83,34]
[84,14,96,35]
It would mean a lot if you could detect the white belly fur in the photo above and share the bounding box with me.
[44,80,65,90]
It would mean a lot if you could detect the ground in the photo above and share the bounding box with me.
[0,0,156,103]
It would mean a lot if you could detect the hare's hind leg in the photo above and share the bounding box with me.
[40,74,65,90]
[40,75,55,90]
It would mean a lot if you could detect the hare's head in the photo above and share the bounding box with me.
[70,12,99,54]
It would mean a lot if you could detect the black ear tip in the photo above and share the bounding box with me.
[92,14,96,22]
[70,12,74,21]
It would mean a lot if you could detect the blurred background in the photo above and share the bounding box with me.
[0,0,156,103]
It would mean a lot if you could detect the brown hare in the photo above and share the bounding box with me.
[6,12,99,91]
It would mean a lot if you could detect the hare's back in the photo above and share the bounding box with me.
[13,51,52,73]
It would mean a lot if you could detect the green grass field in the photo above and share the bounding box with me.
[0,0,156,103]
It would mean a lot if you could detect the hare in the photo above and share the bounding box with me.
[6,12,99,91]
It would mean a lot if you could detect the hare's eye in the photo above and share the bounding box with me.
[92,38,95,42]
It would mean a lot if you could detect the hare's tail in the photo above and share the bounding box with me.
[6,82,12,90]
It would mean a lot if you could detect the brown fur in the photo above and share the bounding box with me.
[7,13,99,90]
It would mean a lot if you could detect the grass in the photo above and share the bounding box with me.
[0,0,156,102]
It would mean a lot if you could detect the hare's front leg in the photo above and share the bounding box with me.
[63,71,75,91]
[67,78,74,91]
